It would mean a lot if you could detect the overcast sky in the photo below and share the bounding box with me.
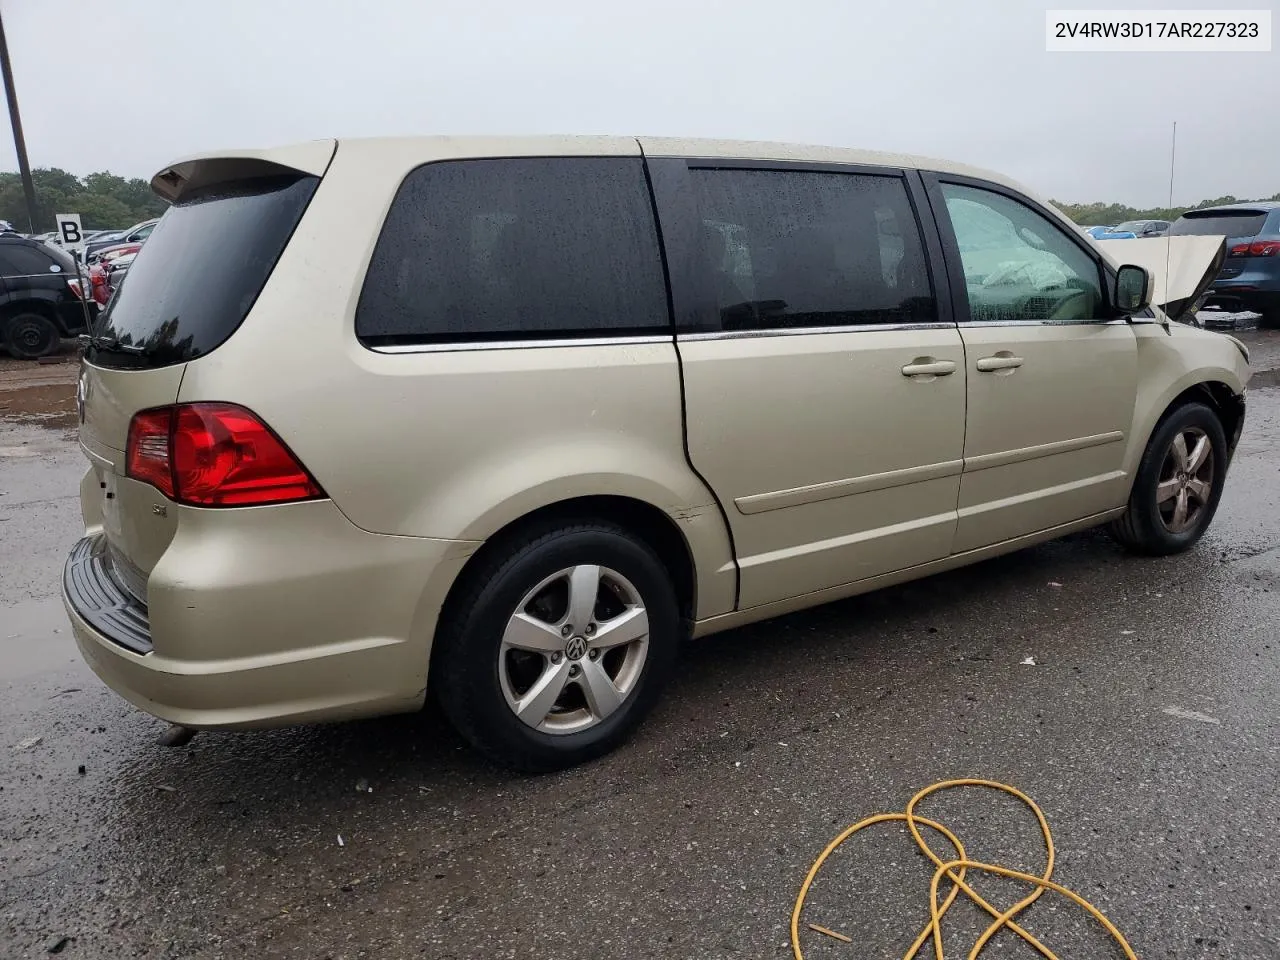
[2,0,1275,207]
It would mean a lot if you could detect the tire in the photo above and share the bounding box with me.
[1110,402,1227,556]
[433,521,680,772]
[4,311,61,360]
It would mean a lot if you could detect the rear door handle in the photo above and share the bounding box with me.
[901,359,957,378]
[976,355,1024,372]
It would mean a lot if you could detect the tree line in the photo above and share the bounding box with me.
[1,165,1276,233]
[1052,192,1280,226]
[0,167,169,233]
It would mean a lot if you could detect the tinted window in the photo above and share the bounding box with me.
[89,175,318,369]
[356,157,668,345]
[1170,210,1269,238]
[941,183,1103,323]
[0,241,68,277]
[688,169,933,331]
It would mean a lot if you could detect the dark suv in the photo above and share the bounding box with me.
[0,237,96,359]
[1170,202,1280,325]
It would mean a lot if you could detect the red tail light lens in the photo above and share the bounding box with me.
[1229,240,1280,257]
[125,404,323,507]
[125,409,175,499]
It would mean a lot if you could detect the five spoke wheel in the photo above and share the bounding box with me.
[498,564,650,734]
[1156,426,1214,534]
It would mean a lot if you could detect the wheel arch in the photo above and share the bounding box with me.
[0,296,60,327]
[1126,372,1246,488]
[432,493,734,666]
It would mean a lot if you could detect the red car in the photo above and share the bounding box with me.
[97,242,142,266]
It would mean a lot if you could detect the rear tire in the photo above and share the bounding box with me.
[1110,402,1227,556]
[4,312,61,360]
[433,521,680,772]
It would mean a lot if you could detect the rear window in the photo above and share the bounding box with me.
[1170,210,1269,238]
[0,241,71,277]
[355,157,669,346]
[88,174,318,369]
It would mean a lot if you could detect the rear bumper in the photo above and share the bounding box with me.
[1207,276,1280,315]
[62,500,477,729]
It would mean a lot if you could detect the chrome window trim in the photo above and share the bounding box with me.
[959,317,1129,328]
[368,334,673,354]
[679,321,956,341]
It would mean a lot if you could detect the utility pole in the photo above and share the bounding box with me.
[0,7,38,233]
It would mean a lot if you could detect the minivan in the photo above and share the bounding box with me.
[64,136,1251,771]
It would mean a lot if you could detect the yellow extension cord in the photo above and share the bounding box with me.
[790,779,1140,960]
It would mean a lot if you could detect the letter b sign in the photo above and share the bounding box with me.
[55,213,86,256]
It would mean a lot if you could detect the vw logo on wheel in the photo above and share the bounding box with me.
[564,636,588,661]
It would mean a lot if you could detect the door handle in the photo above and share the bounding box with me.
[901,359,957,378]
[976,355,1024,372]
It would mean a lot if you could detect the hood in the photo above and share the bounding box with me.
[1098,235,1226,323]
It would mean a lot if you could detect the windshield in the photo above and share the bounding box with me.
[1170,210,1268,238]
[87,174,318,369]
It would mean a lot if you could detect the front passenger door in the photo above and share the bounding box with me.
[927,177,1138,553]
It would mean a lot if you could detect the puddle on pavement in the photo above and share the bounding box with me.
[1250,368,1280,390]
[0,383,78,431]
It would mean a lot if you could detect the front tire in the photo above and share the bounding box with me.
[4,312,61,360]
[1110,402,1227,556]
[433,521,680,772]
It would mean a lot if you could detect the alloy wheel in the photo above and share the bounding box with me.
[498,564,650,734]
[1156,426,1214,534]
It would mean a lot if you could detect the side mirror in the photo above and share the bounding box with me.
[1114,264,1152,315]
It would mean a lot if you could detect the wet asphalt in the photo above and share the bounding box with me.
[1,331,1279,960]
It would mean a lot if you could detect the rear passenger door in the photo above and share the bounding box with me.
[646,157,966,609]
[923,175,1137,552]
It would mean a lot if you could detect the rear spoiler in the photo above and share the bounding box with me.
[151,139,336,203]
[1096,235,1227,324]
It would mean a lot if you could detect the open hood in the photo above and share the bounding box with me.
[1098,235,1226,323]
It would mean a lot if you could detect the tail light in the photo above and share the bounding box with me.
[1229,240,1280,257]
[126,403,324,507]
[66,278,85,299]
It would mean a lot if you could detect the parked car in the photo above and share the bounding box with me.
[1170,202,1280,326]
[0,236,96,358]
[87,262,111,306]
[1114,219,1170,238]
[65,136,1250,771]
[104,251,135,292]
[85,218,158,262]
[97,242,142,267]
[1086,225,1136,240]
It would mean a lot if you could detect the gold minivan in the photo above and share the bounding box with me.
[63,136,1250,770]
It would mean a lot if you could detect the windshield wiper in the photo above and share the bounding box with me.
[78,333,147,356]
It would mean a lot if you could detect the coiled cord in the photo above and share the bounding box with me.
[790,779,1139,959]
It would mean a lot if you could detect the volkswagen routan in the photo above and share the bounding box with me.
[64,136,1250,770]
